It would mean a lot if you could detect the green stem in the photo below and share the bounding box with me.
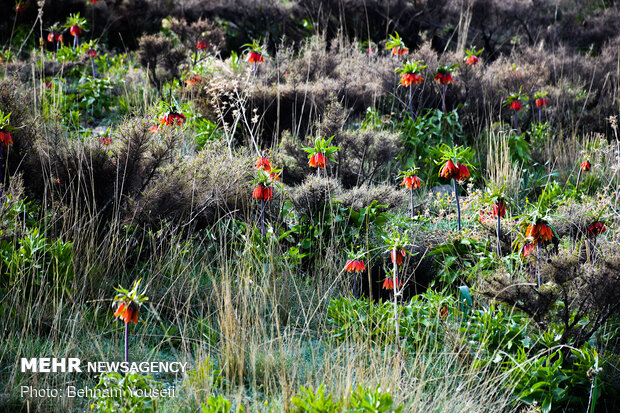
[453,179,461,231]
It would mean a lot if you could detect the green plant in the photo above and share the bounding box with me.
[201,395,232,413]
[291,384,341,413]
[348,386,403,413]
[92,372,163,412]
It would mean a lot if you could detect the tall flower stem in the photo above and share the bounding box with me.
[392,246,401,353]
[453,178,461,231]
[538,107,542,124]
[410,188,415,218]
[536,243,541,287]
[496,214,502,257]
[575,168,583,193]
[408,85,415,120]
[124,322,129,364]
[441,84,447,113]
[90,57,96,78]
[259,199,266,236]
[513,109,519,131]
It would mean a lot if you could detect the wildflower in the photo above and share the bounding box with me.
[247,51,264,63]
[0,131,13,146]
[465,55,478,66]
[196,40,208,50]
[149,125,159,133]
[87,49,97,58]
[492,202,506,218]
[390,249,407,265]
[581,160,591,172]
[344,259,366,273]
[526,222,554,244]
[400,73,423,86]
[535,98,547,108]
[391,47,408,56]
[386,32,408,56]
[401,175,422,190]
[160,112,186,126]
[99,136,112,145]
[185,75,203,85]
[479,209,494,224]
[256,156,272,172]
[308,152,326,169]
[587,221,606,237]
[434,72,453,85]
[114,302,139,324]
[439,159,459,179]
[457,163,470,180]
[252,184,273,201]
[382,277,402,290]
[15,3,23,13]
[70,25,82,37]
[510,100,522,111]
[523,243,536,257]
[269,172,280,181]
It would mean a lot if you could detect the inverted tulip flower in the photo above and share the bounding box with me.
[386,32,408,56]
[399,167,423,218]
[483,182,508,257]
[344,248,366,298]
[533,91,548,123]
[252,163,281,236]
[87,47,97,77]
[0,110,15,204]
[47,23,63,56]
[65,13,87,49]
[505,89,528,131]
[575,157,591,193]
[464,47,482,66]
[395,59,426,120]
[113,279,148,363]
[243,39,266,77]
[302,135,340,176]
[437,144,474,231]
[587,221,606,237]
[434,64,458,112]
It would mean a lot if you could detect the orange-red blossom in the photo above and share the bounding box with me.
[344,259,366,273]
[526,223,554,244]
[309,153,326,168]
[400,73,423,87]
[114,302,139,324]
[402,175,422,190]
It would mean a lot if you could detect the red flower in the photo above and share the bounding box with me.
[47,33,55,43]
[99,136,112,145]
[252,185,273,201]
[0,131,13,146]
[255,157,272,172]
[160,113,186,126]
[535,98,547,108]
[587,221,606,237]
[88,49,97,58]
[185,75,203,86]
[523,243,536,257]
[390,249,406,265]
[382,277,402,290]
[344,259,366,273]
[70,25,81,37]
[580,160,591,172]
[439,159,459,179]
[465,55,478,66]
[457,163,470,180]
[309,153,326,169]
[400,73,423,87]
[492,202,506,218]
[526,223,554,244]
[510,100,522,111]
[196,40,208,50]
[401,175,422,190]
[434,73,453,85]
[149,125,159,133]
[114,302,139,324]
[391,47,408,56]
[247,51,264,63]
[15,4,23,13]
[269,172,280,182]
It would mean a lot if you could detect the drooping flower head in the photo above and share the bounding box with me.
[492,201,506,218]
[580,159,591,172]
[382,277,402,290]
[87,48,97,58]
[386,32,408,56]
[437,144,474,183]
[0,111,15,147]
[526,221,554,244]
[587,221,606,237]
[344,259,366,273]
[396,59,425,87]
[434,65,457,85]
[464,47,482,66]
[399,167,423,190]
[196,40,208,50]
[534,91,548,108]
[505,89,528,112]
[302,135,340,170]
[113,279,148,325]
[390,249,407,265]
[251,166,281,202]
[256,156,272,172]
[243,39,266,65]
[15,2,23,13]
